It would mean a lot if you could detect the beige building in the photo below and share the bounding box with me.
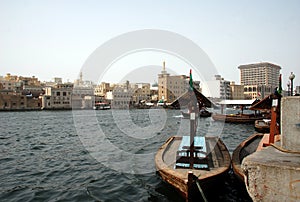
[0,73,43,97]
[158,62,200,103]
[0,90,41,110]
[94,82,115,97]
[132,83,151,103]
[230,82,245,100]
[41,83,73,109]
[110,81,134,109]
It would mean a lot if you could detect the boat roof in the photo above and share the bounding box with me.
[170,87,216,108]
[218,99,257,105]
[249,93,282,110]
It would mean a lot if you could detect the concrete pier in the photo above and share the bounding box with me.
[242,97,300,202]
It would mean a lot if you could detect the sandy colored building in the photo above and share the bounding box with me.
[158,62,200,103]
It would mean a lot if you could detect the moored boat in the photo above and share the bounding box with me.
[181,109,212,119]
[254,119,271,133]
[232,133,264,181]
[233,89,282,182]
[232,133,281,182]
[155,135,231,200]
[155,70,231,201]
[211,113,263,124]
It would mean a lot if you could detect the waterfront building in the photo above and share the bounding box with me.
[94,82,115,97]
[0,90,41,110]
[0,73,43,97]
[72,72,95,109]
[202,75,231,99]
[132,83,151,103]
[150,84,159,102]
[107,81,152,108]
[110,81,135,109]
[41,83,73,109]
[230,82,245,100]
[238,62,281,99]
[158,62,200,103]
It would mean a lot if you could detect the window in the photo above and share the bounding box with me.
[63,92,67,96]
[56,92,60,96]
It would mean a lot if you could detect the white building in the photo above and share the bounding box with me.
[202,75,231,99]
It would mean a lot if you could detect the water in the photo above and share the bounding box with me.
[0,109,253,201]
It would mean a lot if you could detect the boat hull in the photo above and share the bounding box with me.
[212,113,263,123]
[232,133,281,182]
[232,133,264,181]
[254,120,270,133]
[155,136,231,200]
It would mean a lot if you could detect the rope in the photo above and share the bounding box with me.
[195,174,208,202]
[270,143,300,154]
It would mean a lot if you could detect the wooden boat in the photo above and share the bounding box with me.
[211,113,263,123]
[181,109,212,119]
[232,133,264,181]
[155,135,231,200]
[232,133,280,181]
[254,119,271,133]
[156,70,231,200]
[199,109,212,117]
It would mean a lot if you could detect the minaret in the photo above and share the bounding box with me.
[161,61,167,74]
[159,61,169,77]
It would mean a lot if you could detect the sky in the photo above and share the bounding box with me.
[0,0,300,89]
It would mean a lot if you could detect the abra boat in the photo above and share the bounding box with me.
[181,110,212,119]
[155,135,231,200]
[232,133,280,181]
[254,119,271,133]
[155,70,231,201]
[211,113,263,124]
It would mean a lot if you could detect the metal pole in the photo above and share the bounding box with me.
[291,78,293,96]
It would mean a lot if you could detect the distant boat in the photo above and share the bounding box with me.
[212,113,263,124]
[94,102,111,110]
[254,119,271,133]
[181,109,212,119]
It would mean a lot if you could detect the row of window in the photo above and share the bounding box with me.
[53,101,70,104]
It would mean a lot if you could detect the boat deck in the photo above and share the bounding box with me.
[163,137,226,175]
[155,136,231,197]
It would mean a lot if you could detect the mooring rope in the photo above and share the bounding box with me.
[195,174,208,202]
[270,143,300,154]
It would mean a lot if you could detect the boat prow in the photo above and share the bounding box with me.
[155,135,231,199]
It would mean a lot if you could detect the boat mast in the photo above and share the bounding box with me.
[188,69,198,169]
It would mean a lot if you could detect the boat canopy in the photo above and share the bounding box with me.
[170,87,215,109]
[249,93,281,110]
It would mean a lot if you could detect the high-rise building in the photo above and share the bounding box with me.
[238,62,281,86]
[238,62,281,99]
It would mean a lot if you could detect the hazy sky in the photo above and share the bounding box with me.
[1,0,300,89]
